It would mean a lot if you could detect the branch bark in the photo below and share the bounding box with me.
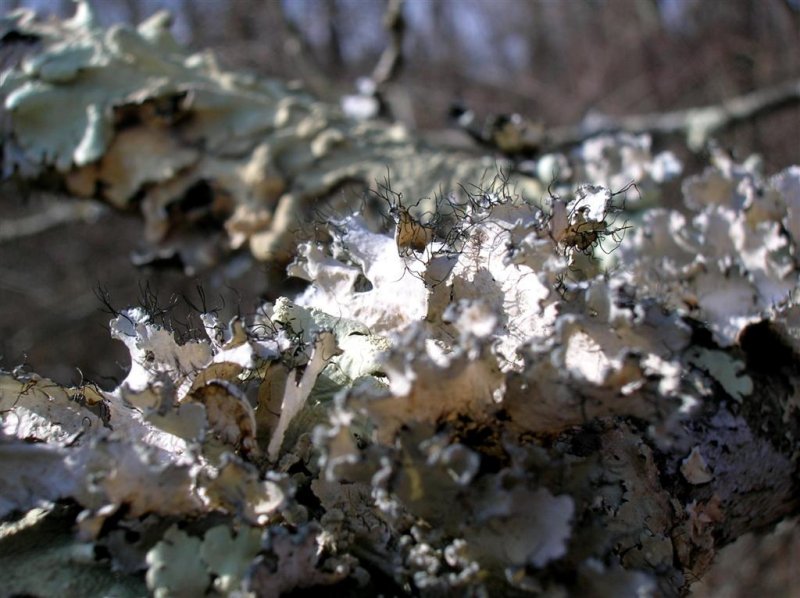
[371,0,406,89]
[0,195,106,242]
[276,2,337,98]
[546,77,800,151]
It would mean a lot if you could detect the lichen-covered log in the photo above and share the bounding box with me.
[1,4,800,598]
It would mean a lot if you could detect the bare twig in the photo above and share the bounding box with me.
[277,4,334,97]
[0,197,106,242]
[545,77,800,151]
[371,0,405,89]
[341,0,407,122]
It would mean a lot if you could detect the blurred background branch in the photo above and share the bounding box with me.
[545,76,800,151]
[277,0,335,97]
[371,0,405,89]
[0,197,106,242]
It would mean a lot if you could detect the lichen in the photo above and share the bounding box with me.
[1,4,799,597]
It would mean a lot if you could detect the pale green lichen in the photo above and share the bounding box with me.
[146,525,210,598]
[1,2,541,267]
[687,347,753,403]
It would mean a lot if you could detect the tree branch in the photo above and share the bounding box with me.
[371,0,406,89]
[277,3,335,97]
[546,77,800,151]
[0,196,106,242]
